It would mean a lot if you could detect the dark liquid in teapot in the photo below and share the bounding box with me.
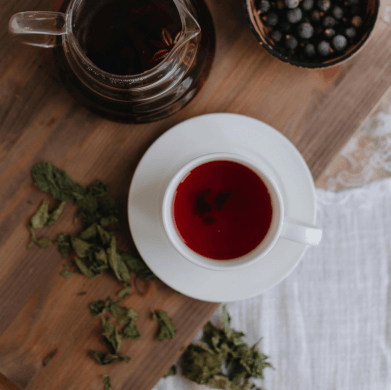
[74,0,182,75]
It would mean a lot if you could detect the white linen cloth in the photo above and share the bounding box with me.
[154,178,391,390]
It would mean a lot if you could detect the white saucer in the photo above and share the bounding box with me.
[127,114,316,302]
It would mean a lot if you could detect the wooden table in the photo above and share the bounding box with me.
[1,0,391,389]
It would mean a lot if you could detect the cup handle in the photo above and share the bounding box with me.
[280,220,322,245]
[9,12,67,48]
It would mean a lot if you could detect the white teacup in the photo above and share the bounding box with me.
[162,153,322,271]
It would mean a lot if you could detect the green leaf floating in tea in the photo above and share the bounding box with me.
[153,310,176,341]
[195,189,212,217]
[213,191,233,211]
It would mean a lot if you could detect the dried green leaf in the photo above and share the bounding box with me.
[117,284,131,303]
[30,200,49,228]
[102,375,111,390]
[100,216,119,227]
[182,345,223,385]
[182,307,272,390]
[77,291,87,296]
[222,305,234,340]
[107,298,138,325]
[98,198,116,213]
[95,248,108,264]
[36,237,53,248]
[107,238,131,282]
[153,310,176,341]
[164,365,177,378]
[60,270,72,278]
[90,351,130,365]
[79,223,98,241]
[71,236,91,258]
[32,162,85,202]
[27,225,37,250]
[89,300,109,316]
[102,315,121,354]
[75,257,100,278]
[55,233,71,258]
[87,180,109,198]
[97,225,112,246]
[46,201,66,226]
[122,320,141,340]
[122,253,158,280]
[76,195,98,225]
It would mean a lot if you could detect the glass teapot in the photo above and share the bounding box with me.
[9,0,210,122]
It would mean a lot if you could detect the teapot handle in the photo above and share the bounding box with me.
[9,12,67,48]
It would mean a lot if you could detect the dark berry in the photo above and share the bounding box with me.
[346,0,359,5]
[332,6,344,19]
[285,0,299,8]
[280,22,292,32]
[323,16,336,28]
[352,15,363,28]
[324,28,336,38]
[311,10,322,22]
[258,0,271,13]
[287,8,303,23]
[332,34,348,51]
[298,22,315,38]
[318,40,331,56]
[270,30,283,42]
[345,27,357,38]
[317,0,331,11]
[262,12,279,26]
[302,0,315,10]
[304,43,316,57]
[285,34,299,50]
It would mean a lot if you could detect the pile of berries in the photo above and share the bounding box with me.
[256,0,366,61]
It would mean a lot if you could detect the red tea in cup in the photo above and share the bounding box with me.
[172,160,273,260]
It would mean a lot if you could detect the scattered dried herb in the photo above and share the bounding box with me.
[90,351,130,365]
[153,310,176,341]
[55,233,71,258]
[102,375,111,390]
[117,284,131,303]
[107,298,139,326]
[107,238,131,282]
[164,365,177,378]
[122,253,158,281]
[122,320,141,340]
[90,300,109,316]
[182,306,272,390]
[87,180,110,198]
[196,189,212,217]
[30,200,50,228]
[77,292,87,296]
[46,201,67,226]
[102,315,121,354]
[60,270,73,278]
[32,162,85,202]
[213,191,233,211]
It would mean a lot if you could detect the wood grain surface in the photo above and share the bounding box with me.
[1,0,391,389]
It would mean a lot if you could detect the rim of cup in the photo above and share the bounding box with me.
[162,152,284,271]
